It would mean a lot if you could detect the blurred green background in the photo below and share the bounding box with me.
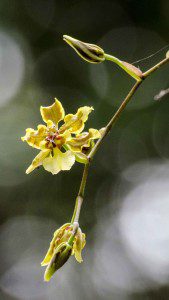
[0,0,169,299]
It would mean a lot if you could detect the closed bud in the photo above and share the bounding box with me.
[63,35,105,64]
[44,242,72,282]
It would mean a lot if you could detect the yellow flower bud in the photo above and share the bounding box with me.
[63,35,105,64]
[44,242,72,282]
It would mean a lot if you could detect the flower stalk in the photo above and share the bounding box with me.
[71,163,90,224]
[88,55,169,160]
[104,53,143,81]
[88,80,142,160]
[71,54,169,230]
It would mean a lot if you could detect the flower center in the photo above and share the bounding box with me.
[45,131,62,148]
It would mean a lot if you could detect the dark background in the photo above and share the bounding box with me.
[0,0,169,299]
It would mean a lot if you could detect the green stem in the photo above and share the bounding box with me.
[88,80,142,160]
[71,55,169,225]
[68,221,79,246]
[71,163,90,223]
[104,53,123,67]
[142,56,169,78]
[104,53,142,81]
[88,55,169,161]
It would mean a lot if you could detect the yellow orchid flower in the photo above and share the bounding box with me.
[21,99,101,175]
[41,223,86,281]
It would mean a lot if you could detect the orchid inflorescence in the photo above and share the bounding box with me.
[21,35,169,282]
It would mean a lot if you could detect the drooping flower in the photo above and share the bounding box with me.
[21,99,101,175]
[41,223,86,281]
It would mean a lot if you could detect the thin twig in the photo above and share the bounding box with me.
[71,56,169,223]
[71,163,90,223]
[88,81,142,160]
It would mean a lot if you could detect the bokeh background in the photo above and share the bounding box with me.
[0,0,169,299]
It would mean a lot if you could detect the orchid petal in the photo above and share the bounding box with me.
[73,228,86,263]
[67,128,101,152]
[26,149,50,174]
[21,125,47,149]
[43,148,75,175]
[60,106,93,134]
[40,98,65,125]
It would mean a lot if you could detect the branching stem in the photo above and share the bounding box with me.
[71,56,169,224]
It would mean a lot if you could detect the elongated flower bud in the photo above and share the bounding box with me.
[63,35,105,64]
[44,242,72,282]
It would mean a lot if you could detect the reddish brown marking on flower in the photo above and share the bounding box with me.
[56,135,62,140]
[46,141,50,148]
[55,237,60,243]
[45,131,62,148]
[52,142,56,148]
[82,146,89,154]
[65,226,71,230]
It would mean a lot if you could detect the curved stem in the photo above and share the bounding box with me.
[71,55,169,224]
[104,53,142,81]
[88,56,169,160]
